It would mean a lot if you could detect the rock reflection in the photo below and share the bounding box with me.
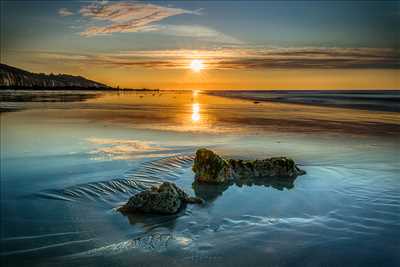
[121,212,181,231]
[0,91,100,102]
[192,176,296,203]
[192,182,231,203]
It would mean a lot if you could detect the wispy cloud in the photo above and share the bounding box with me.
[58,8,74,17]
[78,2,200,37]
[56,1,241,44]
[25,47,400,70]
[147,24,243,44]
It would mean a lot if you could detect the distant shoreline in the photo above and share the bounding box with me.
[206,89,400,94]
[0,86,160,92]
[206,90,400,113]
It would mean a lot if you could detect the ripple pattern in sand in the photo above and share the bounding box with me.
[35,154,194,204]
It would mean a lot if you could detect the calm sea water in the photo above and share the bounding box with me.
[1,90,399,266]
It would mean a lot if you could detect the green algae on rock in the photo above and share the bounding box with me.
[192,148,231,184]
[118,182,203,214]
[193,148,306,184]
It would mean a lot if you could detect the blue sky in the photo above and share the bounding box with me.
[3,1,399,51]
[1,1,399,89]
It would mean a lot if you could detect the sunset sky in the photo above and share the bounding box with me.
[1,1,399,90]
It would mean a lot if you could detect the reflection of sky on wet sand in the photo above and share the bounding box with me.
[87,137,174,160]
[2,90,400,136]
[2,90,399,167]
[75,91,400,135]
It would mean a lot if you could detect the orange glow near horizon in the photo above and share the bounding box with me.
[4,58,399,90]
[85,68,399,90]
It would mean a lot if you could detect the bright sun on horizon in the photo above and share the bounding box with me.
[190,59,204,72]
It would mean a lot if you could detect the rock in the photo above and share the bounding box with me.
[118,182,203,214]
[192,148,231,184]
[193,148,306,184]
[229,157,305,179]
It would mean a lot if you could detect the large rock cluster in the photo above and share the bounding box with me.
[119,149,306,215]
[192,148,305,184]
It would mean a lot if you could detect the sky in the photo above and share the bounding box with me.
[1,0,399,90]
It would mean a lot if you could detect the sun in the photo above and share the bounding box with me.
[190,59,204,72]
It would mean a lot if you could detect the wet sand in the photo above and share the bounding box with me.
[1,90,399,267]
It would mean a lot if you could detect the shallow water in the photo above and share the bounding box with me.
[209,90,400,112]
[1,91,399,266]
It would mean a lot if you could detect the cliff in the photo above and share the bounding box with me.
[0,63,109,89]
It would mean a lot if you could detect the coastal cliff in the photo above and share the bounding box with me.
[0,63,108,89]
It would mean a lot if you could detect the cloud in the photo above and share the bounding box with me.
[58,8,74,17]
[78,2,200,37]
[59,2,241,44]
[147,24,243,44]
[205,47,400,70]
[16,47,400,70]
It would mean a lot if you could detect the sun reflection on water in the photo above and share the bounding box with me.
[192,90,200,97]
[192,103,200,122]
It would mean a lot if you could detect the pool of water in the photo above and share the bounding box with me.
[1,91,399,266]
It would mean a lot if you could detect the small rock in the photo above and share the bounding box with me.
[118,182,203,214]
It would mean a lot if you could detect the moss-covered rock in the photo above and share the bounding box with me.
[193,148,305,184]
[192,148,231,184]
[229,157,305,179]
[118,182,203,214]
